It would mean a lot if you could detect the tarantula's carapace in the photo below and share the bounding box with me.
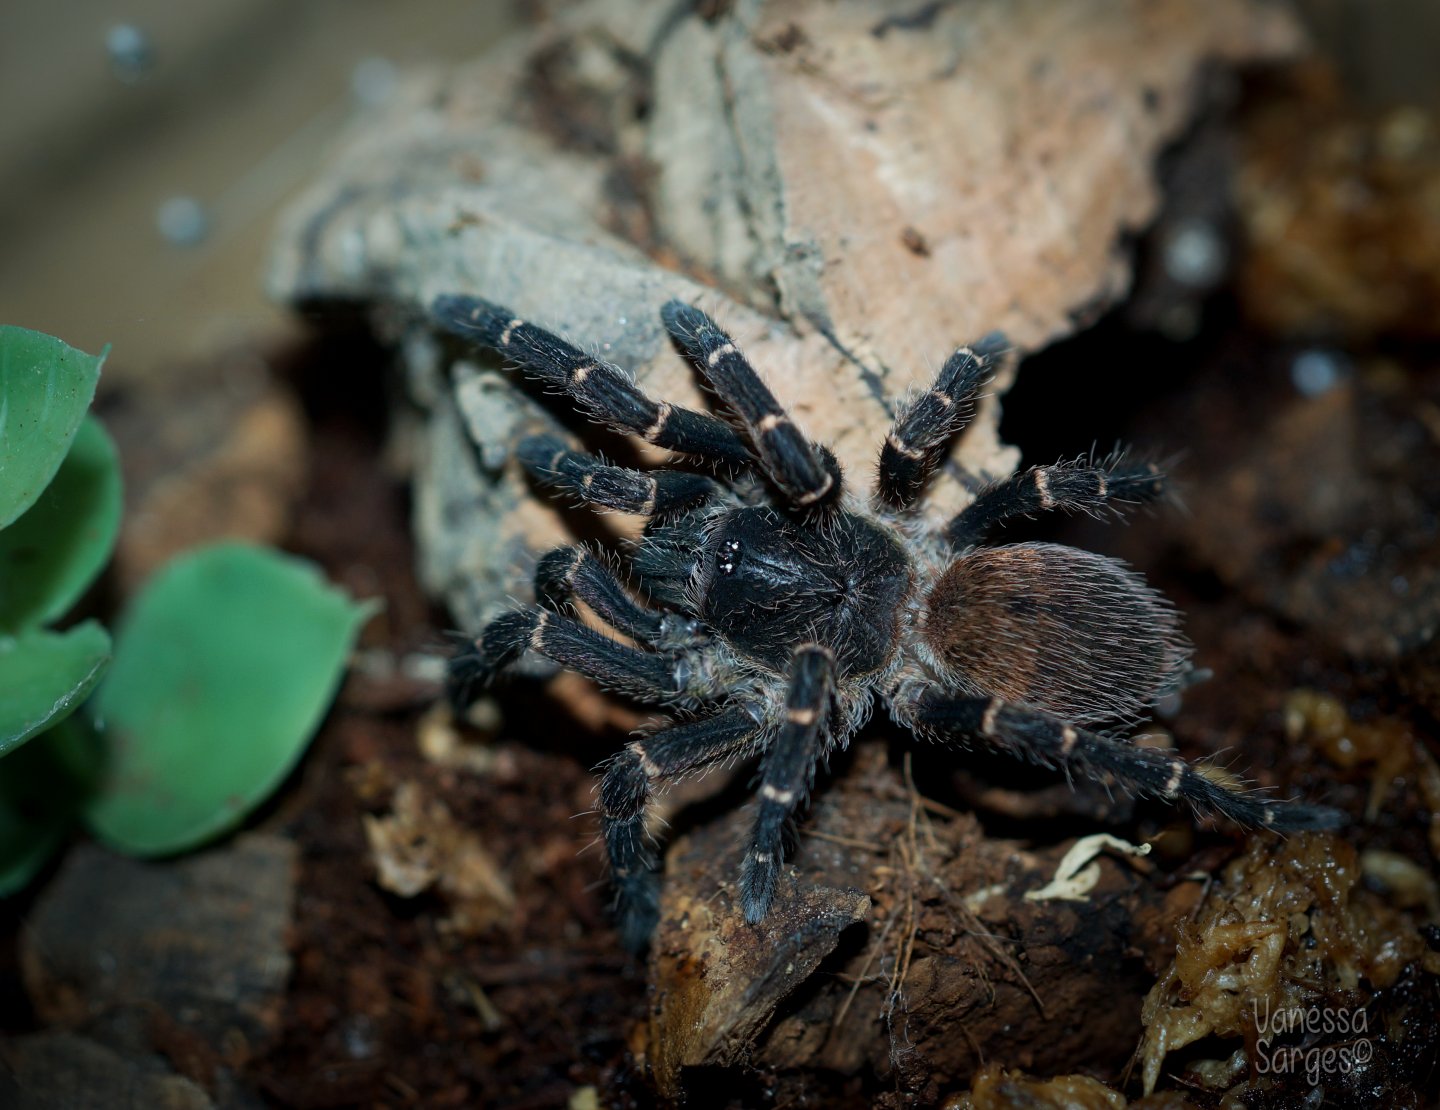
[433,294,1343,951]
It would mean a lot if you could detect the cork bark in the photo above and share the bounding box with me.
[268,0,1299,631]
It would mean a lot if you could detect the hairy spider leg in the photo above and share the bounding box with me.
[741,643,837,923]
[945,456,1169,549]
[905,693,1347,831]
[534,545,666,645]
[628,509,709,610]
[600,709,760,950]
[876,332,1007,510]
[660,301,841,509]
[448,607,682,710]
[432,294,753,467]
[518,434,717,518]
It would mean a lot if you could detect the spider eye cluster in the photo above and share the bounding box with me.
[716,539,742,576]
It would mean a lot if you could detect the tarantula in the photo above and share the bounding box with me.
[433,294,1342,950]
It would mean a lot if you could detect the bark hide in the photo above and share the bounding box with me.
[268,0,1299,631]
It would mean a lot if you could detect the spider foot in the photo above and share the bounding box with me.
[614,870,661,953]
[1259,800,1347,831]
[445,650,493,712]
[740,849,780,924]
[445,610,539,711]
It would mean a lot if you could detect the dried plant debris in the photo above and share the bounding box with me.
[1023,833,1153,904]
[363,780,517,936]
[1237,65,1440,342]
[955,1064,1128,1110]
[1286,689,1440,858]
[946,835,1440,1108]
[268,0,1302,628]
[1137,834,1440,1104]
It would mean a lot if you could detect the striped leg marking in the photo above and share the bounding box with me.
[519,435,715,518]
[534,545,666,645]
[741,643,836,922]
[661,301,840,509]
[449,608,682,708]
[946,456,1167,549]
[600,709,759,949]
[877,332,1006,509]
[909,694,1346,831]
[433,294,752,466]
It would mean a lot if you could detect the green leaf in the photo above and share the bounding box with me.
[0,418,123,632]
[0,714,102,896]
[0,327,107,528]
[85,543,374,856]
[0,622,111,758]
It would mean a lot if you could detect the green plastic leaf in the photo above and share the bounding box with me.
[0,327,107,528]
[0,621,111,757]
[0,417,122,632]
[86,543,374,856]
[0,714,102,895]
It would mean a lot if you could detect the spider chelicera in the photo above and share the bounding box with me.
[433,294,1343,950]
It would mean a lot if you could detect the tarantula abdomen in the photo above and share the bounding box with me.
[923,541,1189,725]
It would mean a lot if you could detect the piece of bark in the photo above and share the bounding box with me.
[0,1032,214,1110]
[650,0,1298,363]
[21,834,298,1064]
[267,0,1299,631]
[638,745,1174,1099]
[645,869,870,1096]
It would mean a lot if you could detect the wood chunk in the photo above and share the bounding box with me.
[21,835,297,1060]
[0,1032,213,1110]
[644,851,870,1097]
[640,746,1173,1098]
[656,0,1301,362]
